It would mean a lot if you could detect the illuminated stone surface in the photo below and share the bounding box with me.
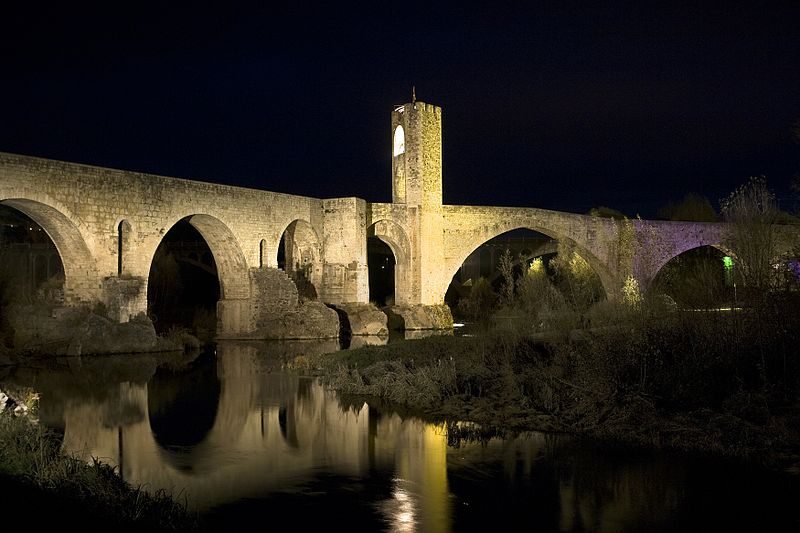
[2,100,798,337]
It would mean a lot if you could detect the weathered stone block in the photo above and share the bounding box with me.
[249,300,339,340]
[385,304,453,330]
[102,276,147,323]
[334,303,388,336]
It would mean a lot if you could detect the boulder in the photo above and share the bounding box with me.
[67,313,158,355]
[385,304,453,330]
[251,300,339,339]
[334,303,389,336]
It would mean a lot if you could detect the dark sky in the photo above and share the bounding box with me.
[2,4,799,217]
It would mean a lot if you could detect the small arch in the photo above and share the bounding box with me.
[368,219,412,306]
[393,125,405,156]
[117,219,132,276]
[277,220,322,299]
[259,239,267,269]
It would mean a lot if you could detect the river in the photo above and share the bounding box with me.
[4,339,799,531]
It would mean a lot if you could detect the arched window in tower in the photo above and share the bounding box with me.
[393,125,405,156]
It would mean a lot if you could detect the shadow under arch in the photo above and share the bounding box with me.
[145,214,250,335]
[368,219,412,306]
[649,244,735,309]
[442,223,617,304]
[0,198,98,303]
[445,230,560,309]
[277,219,323,299]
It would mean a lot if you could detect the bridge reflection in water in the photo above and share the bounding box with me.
[32,341,449,530]
[10,340,798,531]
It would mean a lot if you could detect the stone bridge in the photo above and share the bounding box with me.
[1,100,795,337]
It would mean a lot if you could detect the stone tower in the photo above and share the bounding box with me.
[389,100,447,306]
[391,101,442,208]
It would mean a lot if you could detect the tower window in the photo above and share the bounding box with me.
[393,125,405,156]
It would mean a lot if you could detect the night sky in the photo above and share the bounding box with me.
[2,4,799,218]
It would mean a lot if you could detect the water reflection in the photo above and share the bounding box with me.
[4,340,798,532]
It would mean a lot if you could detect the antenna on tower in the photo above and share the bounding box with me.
[412,86,416,104]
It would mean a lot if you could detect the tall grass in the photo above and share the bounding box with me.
[0,411,197,532]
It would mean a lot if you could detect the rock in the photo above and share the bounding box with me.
[7,304,159,355]
[68,313,158,355]
[250,300,340,339]
[385,304,453,330]
[334,303,389,336]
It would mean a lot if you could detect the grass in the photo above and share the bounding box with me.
[294,307,800,471]
[0,406,198,532]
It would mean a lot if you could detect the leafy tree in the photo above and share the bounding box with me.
[588,206,628,220]
[658,193,718,222]
[516,258,563,317]
[720,176,778,292]
[549,245,603,311]
[456,277,497,320]
[498,249,515,305]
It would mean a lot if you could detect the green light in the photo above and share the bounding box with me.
[722,256,733,270]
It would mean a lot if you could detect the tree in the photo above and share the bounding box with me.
[588,206,628,220]
[498,248,515,305]
[720,176,778,292]
[658,193,718,222]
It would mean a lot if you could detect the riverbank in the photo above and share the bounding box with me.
[0,389,198,532]
[293,312,800,474]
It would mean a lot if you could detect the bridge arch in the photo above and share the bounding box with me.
[144,214,250,336]
[441,223,617,304]
[0,197,99,303]
[634,221,730,290]
[277,219,323,298]
[650,244,734,308]
[368,219,412,306]
[146,214,250,301]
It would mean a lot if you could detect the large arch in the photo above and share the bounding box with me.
[144,214,250,336]
[441,223,617,303]
[639,240,731,291]
[277,219,323,298]
[0,198,99,304]
[650,245,734,309]
[368,219,412,305]
[146,214,250,301]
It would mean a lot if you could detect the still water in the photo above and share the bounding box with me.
[5,339,799,532]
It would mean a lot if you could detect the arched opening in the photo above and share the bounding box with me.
[259,239,267,269]
[0,198,96,307]
[393,125,405,156]
[117,219,131,276]
[0,204,66,339]
[148,349,221,465]
[277,220,322,300]
[367,220,411,307]
[368,236,395,306]
[650,246,734,309]
[147,218,220,339]
[445,228,605,324]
